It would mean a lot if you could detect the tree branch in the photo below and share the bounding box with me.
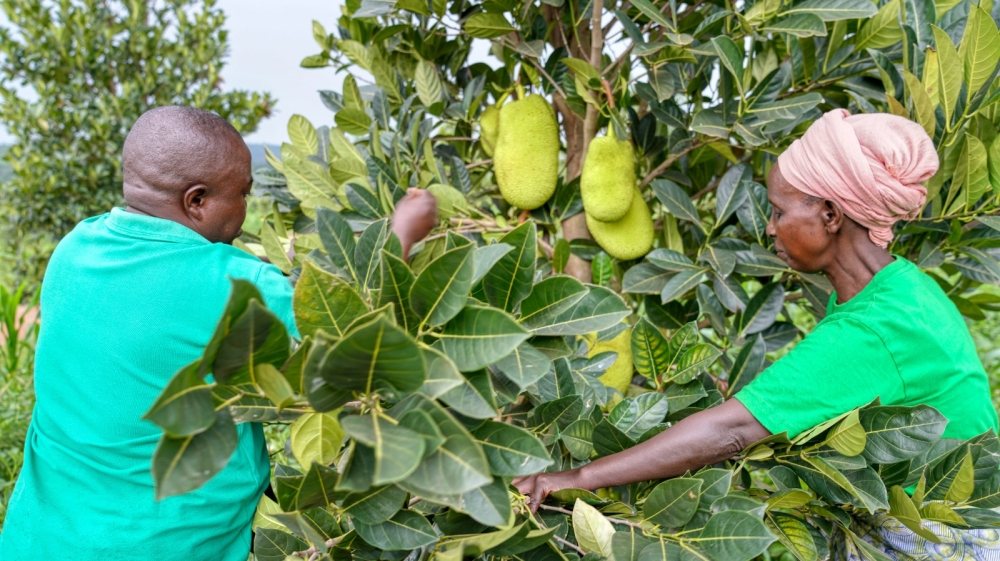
[638,141,703,188]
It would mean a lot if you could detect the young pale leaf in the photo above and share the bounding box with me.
[824,409,867,457]
[434,306,530,371]
[295,262,369,338]
[642,478,702,528]
[152,409,238,500]
[573,499,616,557]
[415,60,443,107]
[260,220,293,274]
[291,411,344,467]
[766,513,819,561]
[257,363,297,410]
[889,485,941,542]
[958,5,1000,99]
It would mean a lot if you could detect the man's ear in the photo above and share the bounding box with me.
[823,199,844,234]
[183,184,209,223]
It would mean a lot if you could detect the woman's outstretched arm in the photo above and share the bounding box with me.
[513,398,771,511]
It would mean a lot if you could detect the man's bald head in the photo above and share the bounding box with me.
[122,106,252,244]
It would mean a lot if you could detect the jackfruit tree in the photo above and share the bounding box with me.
[145,0,1000,559]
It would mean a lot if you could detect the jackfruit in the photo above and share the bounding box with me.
[587,188,654,260]
[581,131,635,222]
[589,326,633,394]
[479,104,500,157]
[493,94,559,210]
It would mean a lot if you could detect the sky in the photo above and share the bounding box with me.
[0,0,347,145]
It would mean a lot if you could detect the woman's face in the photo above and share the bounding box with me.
[765,162,833,273]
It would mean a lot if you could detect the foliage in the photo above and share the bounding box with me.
[0,0,275,287]
[144,0,1000,556]
[0,283,38,530]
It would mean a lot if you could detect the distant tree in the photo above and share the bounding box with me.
[0,0,275,286]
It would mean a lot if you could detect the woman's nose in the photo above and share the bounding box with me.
[766,215,776,237]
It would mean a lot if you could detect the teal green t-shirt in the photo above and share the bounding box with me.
[0,209,297,559]
[736,257,998,440]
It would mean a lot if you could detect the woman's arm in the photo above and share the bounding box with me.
[513,398,770,511]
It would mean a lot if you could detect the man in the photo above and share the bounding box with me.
[0,106,436,559]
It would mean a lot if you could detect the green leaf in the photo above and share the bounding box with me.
[291,411,345,467]
[612,530,656,561]
[257,363,297,409]
[672,343,721,384]
[212,300,290,385]
[932,25,962,126]
[288,114,320,155]
[464,12,516,38]
[533,395,585,433]
[304,316,425,409]
[415,60,443,107]
[766,513,818,561]
[152,409,238,499]
[950,134,992,213]
[562,57,601,82]
[660,268,706,304]
[691,510,776,560]
[282,145,338,207]
[344,485,407,524]
[475,420,554,475]
[377,251,418,332]
[434,306,530,371]
[484,222,536,313]
[355,219,390,290]
[261,220,293,274]
[642,478,702,528]
[855,0,903,50]
[825,409,867,457]
[519,276,589,329]
[647,249,699,271]
[959,5,1000,99]
[739,283,784,336]
[651,179,703,231]
[860,405,948,464]
[254,529,308,561]
[276,463,341,511]
[495,342,552,390]
[529,286,630,336]
[316,207,360,283]
[440,369,498,419]
[354,510,439,550]
[622,263,674,294]
[727,334,766,396]
[889,485,941,542]
[459,477,514,528]
[925,446,976,502]
[780,0,876,20]
[562,419,595,460]
[410,244,475,329]
[472,243,514,285]
[712,37,746,94]
[335,107,373,135]
[295,262,369,338]
[143,360,214,437]
[593,418,636,456]
[631,317,672,380]
[573,499,616,557]
[762,13,828,37]
[903,70,936,138]
[609,393,669,439]
[342,414,425,485]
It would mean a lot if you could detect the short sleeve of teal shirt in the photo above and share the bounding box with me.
[734,317,900,437]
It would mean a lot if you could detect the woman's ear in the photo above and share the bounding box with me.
[823,199,844,234]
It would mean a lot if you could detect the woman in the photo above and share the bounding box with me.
[514,110,1000,558]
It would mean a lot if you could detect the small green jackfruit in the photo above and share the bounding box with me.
[493,94,559,210]
[479,104,500,157]
[587,188,654,260]
[589,327,633,394]
[581,132,635,222]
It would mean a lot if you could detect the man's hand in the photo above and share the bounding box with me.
[391,189,438,260]
[513,469,584,513]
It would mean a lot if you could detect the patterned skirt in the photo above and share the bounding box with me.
[831,513,1000,561]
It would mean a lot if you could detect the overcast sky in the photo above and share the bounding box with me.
[0,0,347,145]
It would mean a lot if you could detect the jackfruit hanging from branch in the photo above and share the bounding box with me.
[581,129,636,222]
[492,93,559,210]
[587,188,654,261]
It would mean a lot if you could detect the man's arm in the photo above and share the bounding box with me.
[513,398,770,511]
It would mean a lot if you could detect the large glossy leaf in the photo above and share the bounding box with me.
[622,263,674,294]
[780,0,876,20]
[959,5,1000,98]
[562,419,596,460]
[672,343,721,384]
[290,411,344,467]
[377,251,418,332]
[495,342,552,390]
[613,530,657,561]
[528,286,630,335]
[143,360,214,437]
[295,262,369,338]
[738,283,784,336]
[254,529,308,561]
[316,207,359,283]
[643,478,702,528]
[631,317,671,381]
[860,405,948,464]
[275,462,341,511]
[152,409,238,499]
[410,244,475,329]
[660,269,706,303]
[343,485,407,524]
[519,276,589,329]
[932,25,962,125]
[474,420,554,475]
[652,179,703,230]
[434,306,530,371]
[484,222,536,312]
[727,334,766,396]
[459,477,514,528]
[573,499,615,557]
[354,219,390,290]
[609,393,669,439]
[342,414,425,485]
[212,299,290,386]
[691,510,775,560]
[889,485,940,542]
[440,369,498,418]
[354,510,438,550]
[716,165,751,223]
[925,445,975,502]
[304,316,425,409]
[593,418,636,456]
[472,243,514,285]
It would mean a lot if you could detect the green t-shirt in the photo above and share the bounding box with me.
[0,209,297,559]
[736,257,998,440]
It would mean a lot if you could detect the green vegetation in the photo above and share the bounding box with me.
[0,0,275,287]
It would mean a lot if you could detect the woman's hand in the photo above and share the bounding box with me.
[391,189,438,260]
[513,469,584,513]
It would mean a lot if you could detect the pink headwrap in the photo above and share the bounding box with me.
[777,109,939,248]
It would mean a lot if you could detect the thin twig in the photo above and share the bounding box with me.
[638,142,703,188]
[538,504,644,529]
[466,159,492,169]
[433,136,475,142]
[553,535,587,555]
